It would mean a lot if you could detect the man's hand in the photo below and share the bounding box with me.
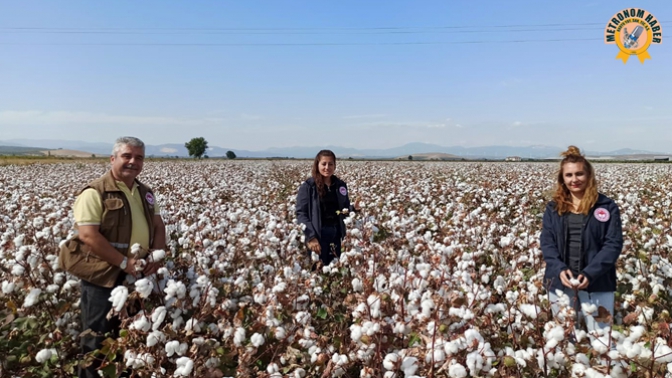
[559,269,575,288]
[143,261,161,276]
[353,199,362,213]
[576,274,590,290]
[307,238,321,254]
[124,257,140,277]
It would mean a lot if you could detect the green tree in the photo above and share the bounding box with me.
[226,150,237,159]
[185,137,208,159]
[408,155,413,160]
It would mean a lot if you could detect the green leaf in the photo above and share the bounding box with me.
[408,333,421,347]
[317,308,328,320]
[100,363,117,378]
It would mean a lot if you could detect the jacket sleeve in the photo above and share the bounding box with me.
[343,183,354,213]
[540,205,568,280]
[296,182,318,242]
[580,203,623,283]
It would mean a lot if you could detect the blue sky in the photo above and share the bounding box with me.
[0,1,671,151]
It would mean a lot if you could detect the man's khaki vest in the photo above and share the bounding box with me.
[58,171,155,288]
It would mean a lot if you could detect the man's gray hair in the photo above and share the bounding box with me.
[111,136,145,156]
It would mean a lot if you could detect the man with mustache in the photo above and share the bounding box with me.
[59,136,166,377]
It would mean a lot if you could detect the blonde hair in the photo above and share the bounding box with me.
[552,145,598,215]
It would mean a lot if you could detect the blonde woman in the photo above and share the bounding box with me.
[540,146,623,332]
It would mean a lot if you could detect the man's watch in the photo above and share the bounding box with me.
[119,257,128,270]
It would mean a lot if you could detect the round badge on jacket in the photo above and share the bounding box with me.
[594,207,610,222]
[339,187,347,196]
[145,192,155,205]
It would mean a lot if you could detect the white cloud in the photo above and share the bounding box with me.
[240,113,263,121]
[160,147,178,153]
[512,121,523,127]
[0,110,224,127]
[342,114,387,120]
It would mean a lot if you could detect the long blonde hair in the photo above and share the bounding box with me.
[552,146,598,215]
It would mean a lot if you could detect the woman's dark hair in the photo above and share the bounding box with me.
[312,150,336,198]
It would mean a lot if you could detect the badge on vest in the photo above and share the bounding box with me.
[594,207,610,222]
[145,192,155,205]
[339,187,347,196]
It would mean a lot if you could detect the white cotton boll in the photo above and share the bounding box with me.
[544,325,565,349]
[272,281,286,293]
[151,306,166,330]
[174,356,194,376]
[23,288,41,308]
[184,318,201,333]
[266,362,280,374]
[569,278,581,287]
[146,331,165,347]
[274,327,286,340]
[251,333,265,347]
[425,349,445,365]
[2,281,16,294]
[14,234,24,247]
[35,348,56,363]
[234,327,246,346]
[350,324,362,342]
[135,278,153,298]
[165,340,180,357]
[46,284,60,294]
[109,286,129,313]
[131,315,152,333]
[393,322,410,335]
[581,302,597,314]
[627,325,646,342]
[352,278,363,292]
[130,243,142,256]
[383,352,399,370]
[654,344,672,363]
[177,342,188,356]
[584,368,606,378]
[11,264,25,276]
[519,304,540,319]
[135,258,147,272]
[448,362,467,378]
[293,368,306,378]
[401,356,418,376]
[151,249,165,262]
[591,335,610,355]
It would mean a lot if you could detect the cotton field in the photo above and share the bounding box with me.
[2,160,672,377]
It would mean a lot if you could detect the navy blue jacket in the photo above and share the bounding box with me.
[540,193,623,292]
[296,176,352,243]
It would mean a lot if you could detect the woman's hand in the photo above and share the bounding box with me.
[559,269,575,288]
[307,238,321,254]
[576,274,590,290]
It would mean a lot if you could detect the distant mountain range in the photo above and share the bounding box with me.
[1,139,670,159]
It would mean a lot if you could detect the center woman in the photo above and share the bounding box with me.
[296,150,354,265]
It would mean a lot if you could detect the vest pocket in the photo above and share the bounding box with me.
[58,238,118,287]
[102,198,127,229]
[104,198,124,210]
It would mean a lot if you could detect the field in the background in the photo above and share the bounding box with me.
[1,161,671,377]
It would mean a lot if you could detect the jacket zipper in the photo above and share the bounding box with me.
[579,214,589,275]
[563,215,569,265]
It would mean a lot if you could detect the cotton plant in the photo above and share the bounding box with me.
[5,161,672,376]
